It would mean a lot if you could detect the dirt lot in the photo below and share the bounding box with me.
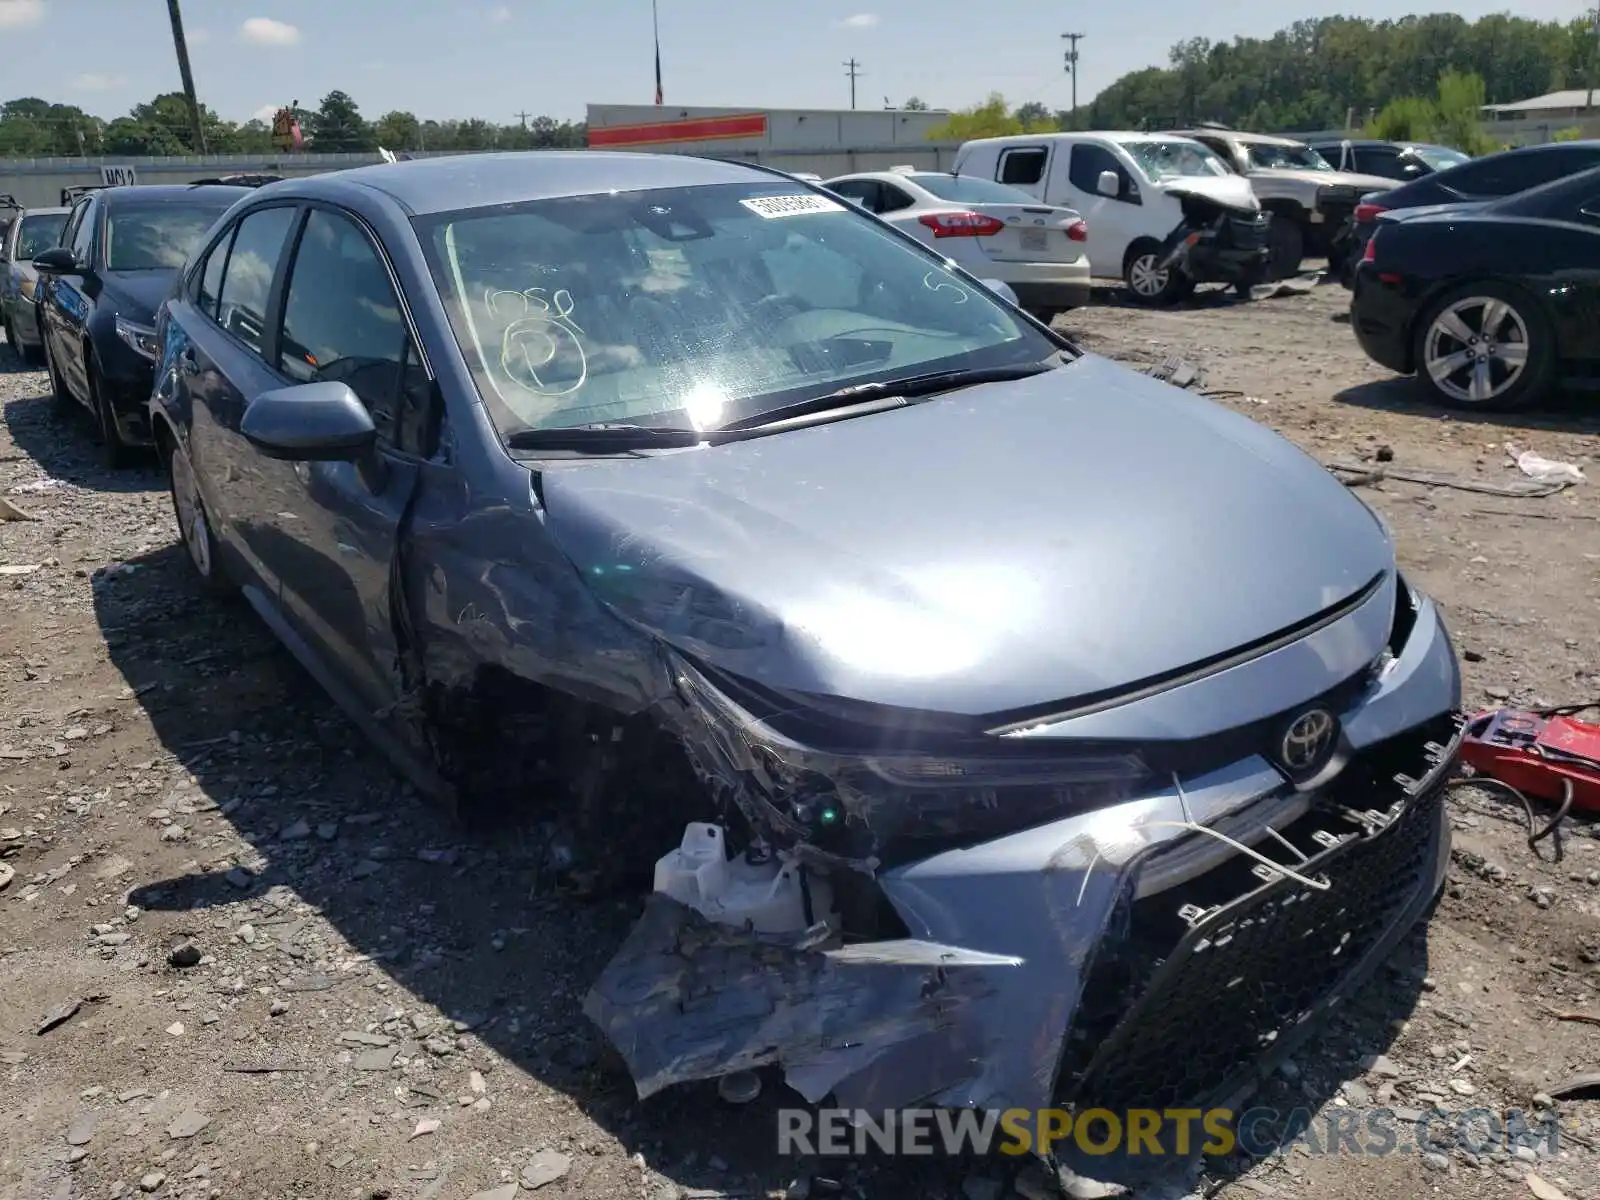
[2,280,1599,1200]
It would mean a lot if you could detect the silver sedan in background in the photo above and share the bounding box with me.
[1,204,70,364]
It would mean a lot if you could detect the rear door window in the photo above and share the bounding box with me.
[1443,147,1600,198]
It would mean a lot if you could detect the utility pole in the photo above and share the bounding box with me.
[843,58,862,110]
[1061,32,1085,119]
[514,110,532,130]
[1588,5,1599,113]
[165,0,207,154]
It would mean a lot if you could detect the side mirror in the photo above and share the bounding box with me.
[979,279,1019,306]
[241,381,376,462]
[1096,170,1120,198]
[32,246,81,274]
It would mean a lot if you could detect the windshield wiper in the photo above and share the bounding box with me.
[505,422,700,451]
[713,360,1061,433]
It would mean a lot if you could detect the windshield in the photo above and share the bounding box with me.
[417,181,1056,441]
[1244,141,1333,172]
[104,201,232,271]
[1411,145,1471,171]
[912,174,1041,205]
[16,213,68,259]
[1122,140,1231,182]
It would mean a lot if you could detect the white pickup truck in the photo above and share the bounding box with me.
[1170,126,1398,278]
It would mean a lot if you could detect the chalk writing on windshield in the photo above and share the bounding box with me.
[485,287,589,397]
[922,271,970,303]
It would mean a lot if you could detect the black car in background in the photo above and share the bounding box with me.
[1340,140,1600,286]
[32,184,249,466]
[1309,139,1470,183]
[1350,164,1600,412]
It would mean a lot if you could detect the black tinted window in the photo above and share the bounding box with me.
[1445,147,1600,197]
[69,200,94,261]
[216,206,296,355]
[278,209,412,446]
[196,230,231,318]
[998,147,1047,185]
[1355,147,1404,178]
[1069,143,1131,199]
[878,184,915,213]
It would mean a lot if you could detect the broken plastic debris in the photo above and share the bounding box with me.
[654,823,833,933]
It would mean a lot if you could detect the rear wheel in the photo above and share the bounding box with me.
[1412,282,1555,413]
[166,434,233,596]
[1124,242,1189,306]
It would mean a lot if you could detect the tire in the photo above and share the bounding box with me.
[1266,215,1305,280]
[87,358,134,470]
[1411,281,1555,413]
[2,316,17,364]
[40,328,74,415]
[1123,242,1190,306]
[165,433,234,596]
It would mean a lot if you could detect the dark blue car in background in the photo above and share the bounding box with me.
[146,151,1459,1156]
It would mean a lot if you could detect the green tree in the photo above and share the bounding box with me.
[373,110,420,150]
[925,94,1054,140]
[308,90,376,152]
[902,97,929,111]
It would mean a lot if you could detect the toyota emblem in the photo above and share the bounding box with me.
[1279,708,1337,774]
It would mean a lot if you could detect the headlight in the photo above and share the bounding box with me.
[115,317,158,361]
[667,649,1151,856]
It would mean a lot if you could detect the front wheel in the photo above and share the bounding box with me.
[1124,244,1190,306]
[88,361,134,470]
[1266,216,1305,280]
[41,330,74,415]
[1412,282,1555,412]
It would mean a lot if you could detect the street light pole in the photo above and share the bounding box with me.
[165,0,207,154]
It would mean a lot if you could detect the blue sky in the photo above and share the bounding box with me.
[0,0,1589,126]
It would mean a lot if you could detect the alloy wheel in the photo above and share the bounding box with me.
[169,443,214,580]
[1128,254,1169,299]
[1422,296,1530,405]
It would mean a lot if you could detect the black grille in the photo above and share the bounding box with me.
[1057,726,1451,1114]
[1228,215,1270,251]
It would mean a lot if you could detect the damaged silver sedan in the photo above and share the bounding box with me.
[149,151,1462,1176]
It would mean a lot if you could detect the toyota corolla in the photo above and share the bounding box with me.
[147,151,1461,1182]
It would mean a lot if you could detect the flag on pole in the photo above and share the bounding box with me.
[653,0,663,104]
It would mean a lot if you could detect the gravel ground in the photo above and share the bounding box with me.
[3,281,1600,1200]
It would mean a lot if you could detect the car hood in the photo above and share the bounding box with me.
[1159,175,1260,213]
[539,355,1392,719]
[100,270,179,324]
[1251,168,1397,193]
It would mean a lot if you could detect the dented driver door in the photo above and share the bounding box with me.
[259,206,437,725]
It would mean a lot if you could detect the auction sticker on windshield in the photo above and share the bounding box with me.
[741,194,845,219]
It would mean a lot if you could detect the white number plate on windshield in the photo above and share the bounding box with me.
[741,194,844,219]
[1021,228,1048,251]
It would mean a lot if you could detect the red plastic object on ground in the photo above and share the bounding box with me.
[1459,707,1600,813]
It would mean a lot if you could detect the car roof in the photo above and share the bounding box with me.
[98,184,253,206]
[263,151,780,217]
[1180,129,1301,147]
[20,206,71,217]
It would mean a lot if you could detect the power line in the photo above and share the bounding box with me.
[843,58,863,110]
[1061,31,1085,118]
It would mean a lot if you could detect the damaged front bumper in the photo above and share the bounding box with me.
[1159,210,1272,286]
[585,588,1460,1166]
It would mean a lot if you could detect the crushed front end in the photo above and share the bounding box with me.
[585,570,1460,1179]
[1156,191,1272,288]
